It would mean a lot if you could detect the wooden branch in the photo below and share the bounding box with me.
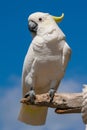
[20,92,83,114]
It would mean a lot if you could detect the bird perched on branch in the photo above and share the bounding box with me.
[18,12,71,125]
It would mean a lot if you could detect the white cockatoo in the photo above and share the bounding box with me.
[18,12,71,125]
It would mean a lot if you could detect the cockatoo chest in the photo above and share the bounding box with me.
[32,41,64,92]
[33,38,62,56]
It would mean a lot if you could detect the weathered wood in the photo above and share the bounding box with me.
[82,85,87,124]
[20,92,83,114]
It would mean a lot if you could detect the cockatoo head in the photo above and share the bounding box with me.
[28,12,64,37]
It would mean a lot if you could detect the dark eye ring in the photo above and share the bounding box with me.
[39,18,42,21]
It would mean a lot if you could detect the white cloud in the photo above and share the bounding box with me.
[0,76,86,130]
[58,78,83,93]
[86,125,87,130]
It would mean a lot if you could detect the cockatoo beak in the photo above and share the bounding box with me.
[52,13,64,23]
[28,20,38,32]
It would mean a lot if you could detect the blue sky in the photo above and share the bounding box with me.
[0,0,87,130]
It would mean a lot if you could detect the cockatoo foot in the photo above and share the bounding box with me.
[49,88,56,102]
[24,89,36,103]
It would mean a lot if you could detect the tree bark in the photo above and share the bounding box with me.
[20,92,83,114]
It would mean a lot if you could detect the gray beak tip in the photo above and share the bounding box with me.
[28,20,38,32]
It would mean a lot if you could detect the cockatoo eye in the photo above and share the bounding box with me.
[39,18,42,21]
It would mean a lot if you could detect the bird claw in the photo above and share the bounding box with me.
[49,88,55,102]
[24,90,36,103]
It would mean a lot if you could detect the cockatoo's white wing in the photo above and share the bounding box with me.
[18,39,48,125]
[61,40,71,70]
